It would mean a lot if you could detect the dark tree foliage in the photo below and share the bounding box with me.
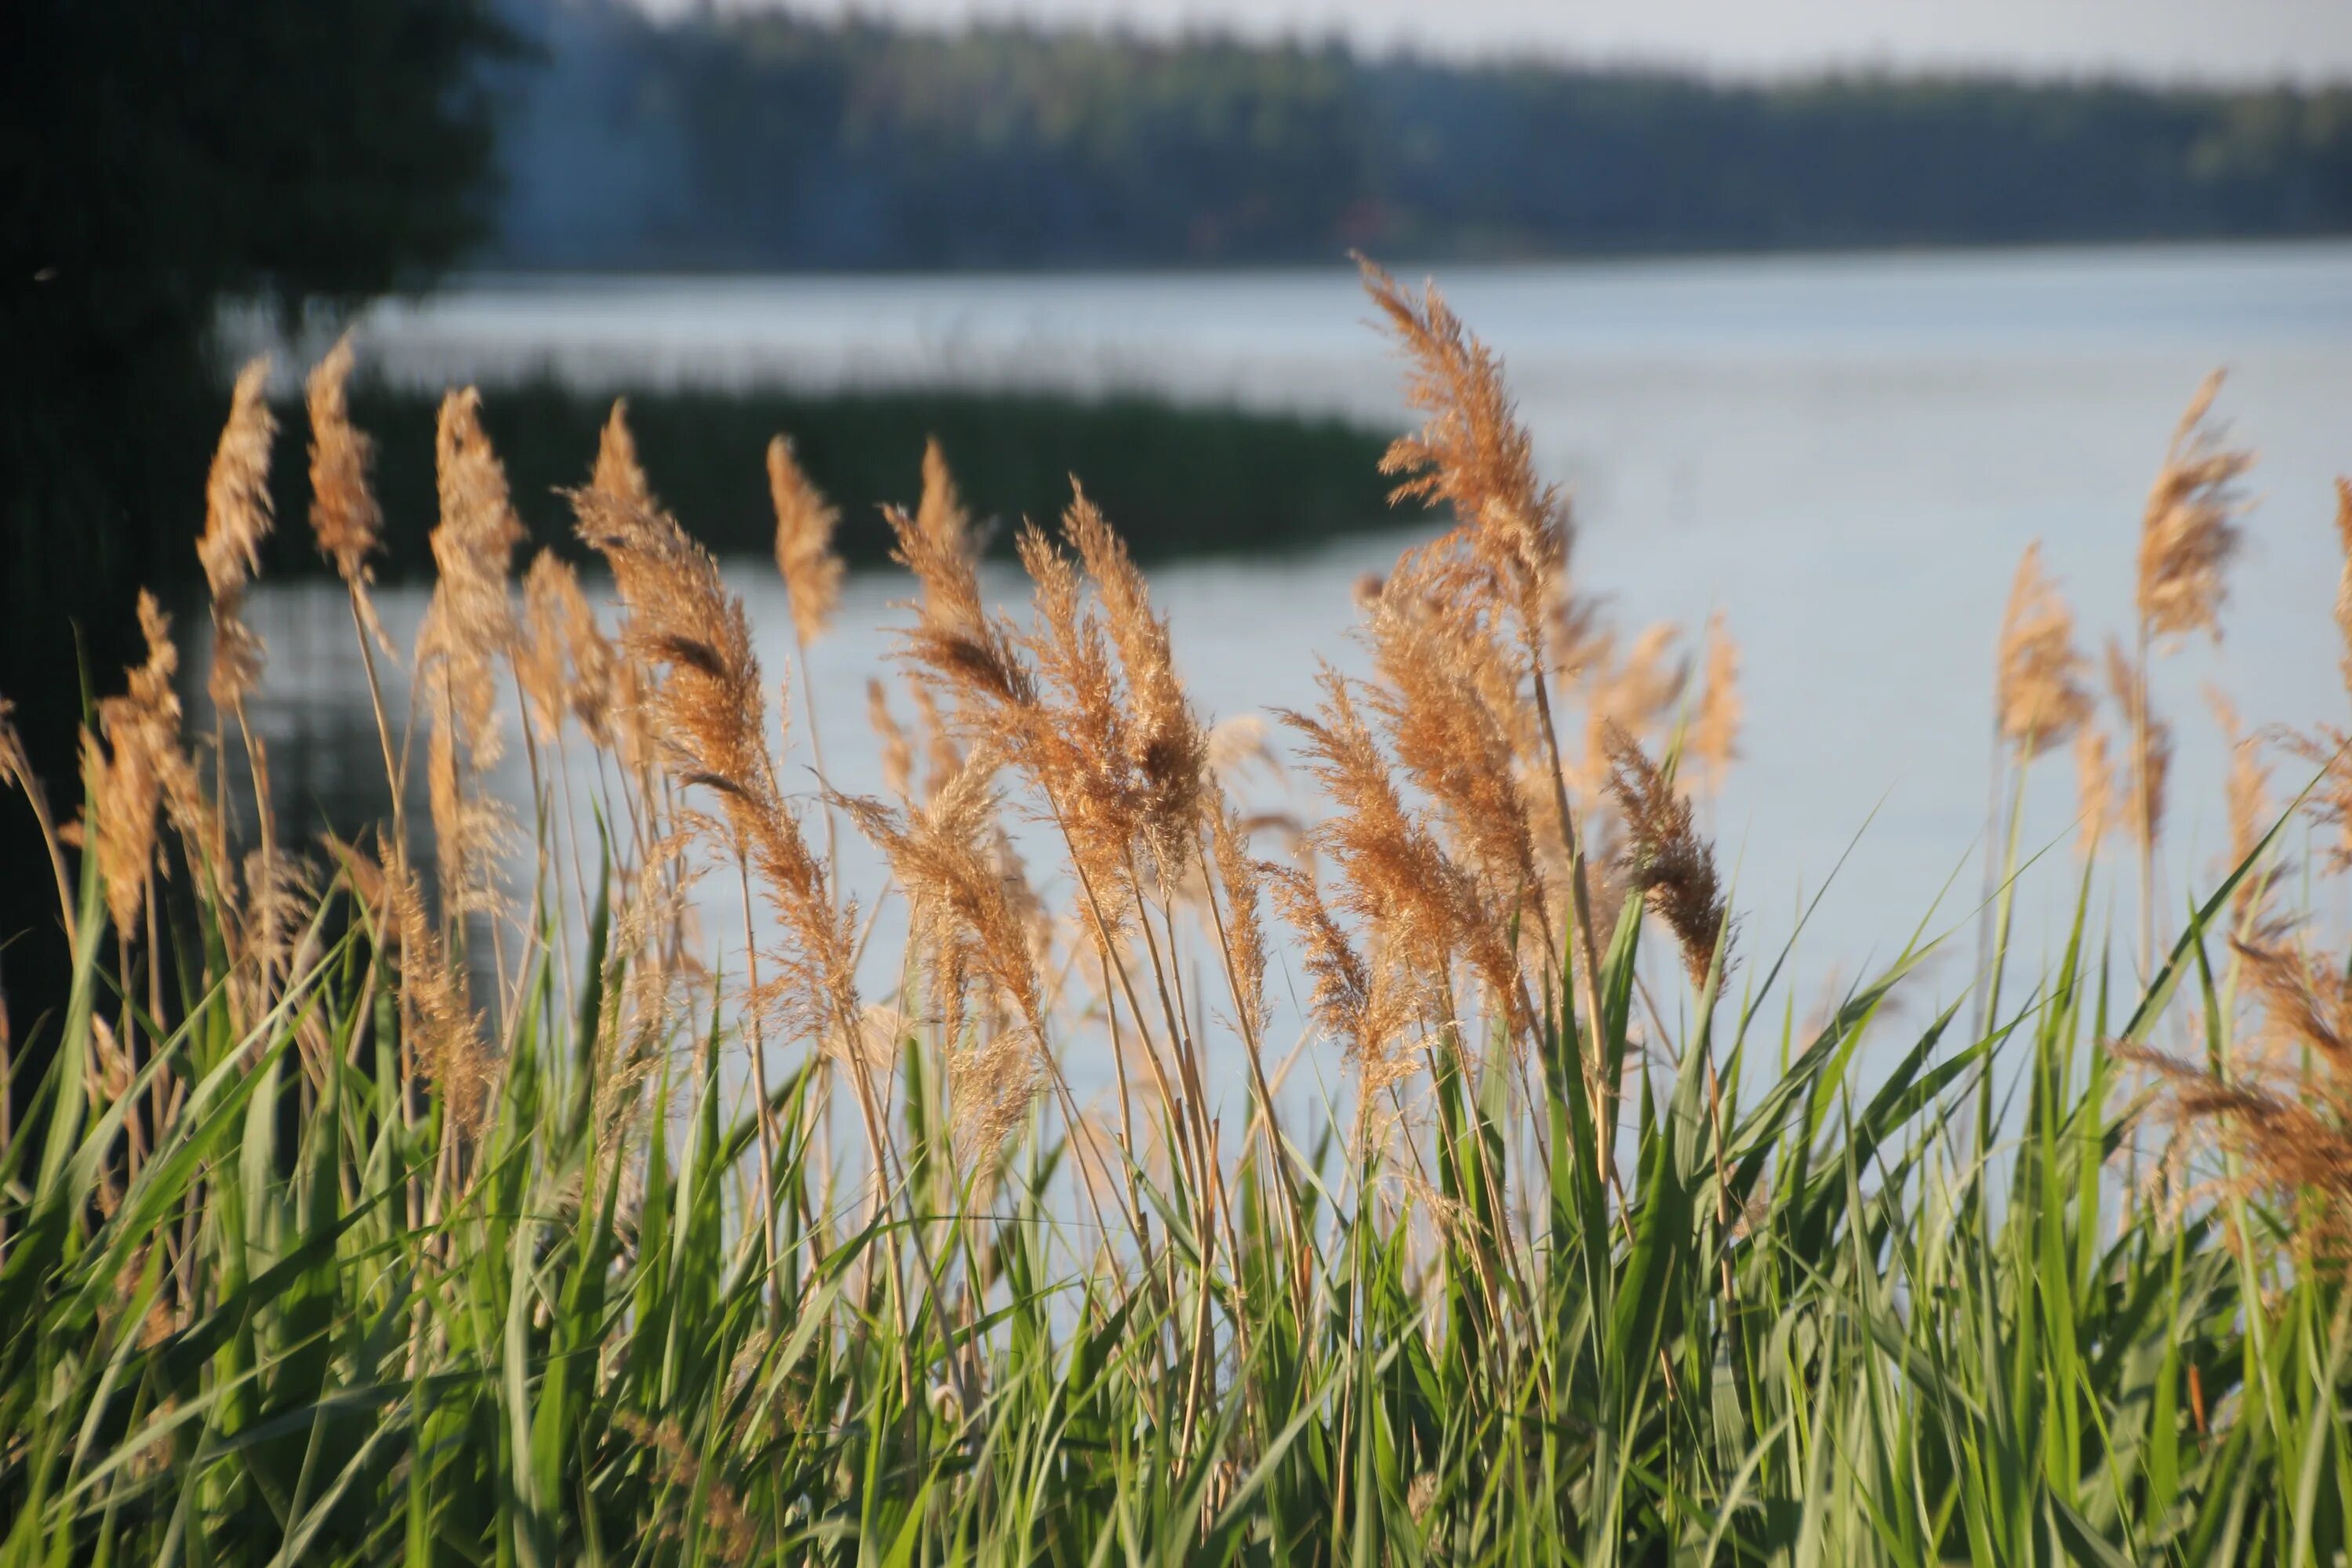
[492,1,2352,270]
[0,0,512,1040]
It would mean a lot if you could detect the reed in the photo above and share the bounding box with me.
[5,267,2352,1568]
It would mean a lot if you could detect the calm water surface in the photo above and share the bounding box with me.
[228,243,2352,1103]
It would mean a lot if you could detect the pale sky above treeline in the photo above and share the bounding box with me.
[644,0,2352,85]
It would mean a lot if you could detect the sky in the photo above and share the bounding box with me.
[670,0,2352,84]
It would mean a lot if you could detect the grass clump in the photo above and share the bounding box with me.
[3,271,2350,1567]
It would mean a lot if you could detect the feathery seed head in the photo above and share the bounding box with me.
[591,399,658,514]
[2137,371,2252,648]
[574,486,858,1040]
[868,677,916,803]
[1208,799,1269,1041]
[769,435,844,644]
[2208,687,2281,931]
[1995,542,2092,757]
[1359,256,1572,660]
[420,387,526,765]
[2104,637,2172,856]
[518,550,578,745]
[304,333,380,584]
[2073,724,2121,861]
[1602,723,1733,991]
[1062,488,1208,878]
[1692,611,1744,793]
[2122,940,2352,1254]
[86,593,191,938]
[199,358,278,710]
[385,842,495,1135]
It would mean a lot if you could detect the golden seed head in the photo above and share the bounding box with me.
[199,358,278,710]
[769,434,844,644]
[1994,542,2092,757]
[2137,370,2252,648]
[1602,722,1733,992]
[305,333,380,584]
[1691,611,1744,793]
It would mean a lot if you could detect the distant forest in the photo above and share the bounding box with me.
[488,0,2352,270]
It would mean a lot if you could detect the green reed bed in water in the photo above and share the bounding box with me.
[2,263,2347,1565]
[251,377,1397,584]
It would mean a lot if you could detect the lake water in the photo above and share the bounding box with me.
[227,243,2352,1105]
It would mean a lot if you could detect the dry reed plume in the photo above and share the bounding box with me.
[198,358,277,712]
[769,434,844,644]
[2138,372,2252,649]
[2073,724,2121,859]
[2288,477,2352,867]
[574,486,855,1043]
[1359,257,1569,659]
[834,752,1044,1160]
[1692,611,1743,794]
[2104,637,2172,863]
[82,594,194,938]
[1994,542,2092,757]
[417,388,527,917]
[2125,941,2352,1263]
[305,332,381,586]
[1601,723,1733,991]
[592,397,659,514]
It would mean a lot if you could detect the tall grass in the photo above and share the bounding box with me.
[3,263,2349,1566]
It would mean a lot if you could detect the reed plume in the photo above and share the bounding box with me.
[383,839,494,1134]
[2208,688,2282,933]
[572,487,855,1041]
[769,435,843,644]
[2137,372,2252,649]
[2122,941,2352,1258]
[887,443,1034,716]
[2294,479,2352,868]
[1207,798,1269,1043]
[1994,542,2092,757]
[1602,723,1733,990]
[2104,637,2172,866]
[2073,724,2120,860]
[564,587,626,750]
[1206,713,1281,783]
[1004,519,1140,929]
[1280,666,1522,1038]
[1264,861,1420,1125]
[868,678,916,803]
[1577,622,1686,794]
[304,333,380,586]
[198,358,277,712]
[517,550,578,746]
[83,593,194,938]
[1358,257,1568,658]
[418,389,525,916]
[911,683,962,804]
[835,751,1044,1161]
[421,388,525,759]
[1359,585,1548,949]
[896,438,982,628]
[593,398,659,514]
[1692,611,1743,794]
[1062,488,1208,879]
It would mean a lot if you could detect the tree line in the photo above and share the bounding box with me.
[493,0,2352,270]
